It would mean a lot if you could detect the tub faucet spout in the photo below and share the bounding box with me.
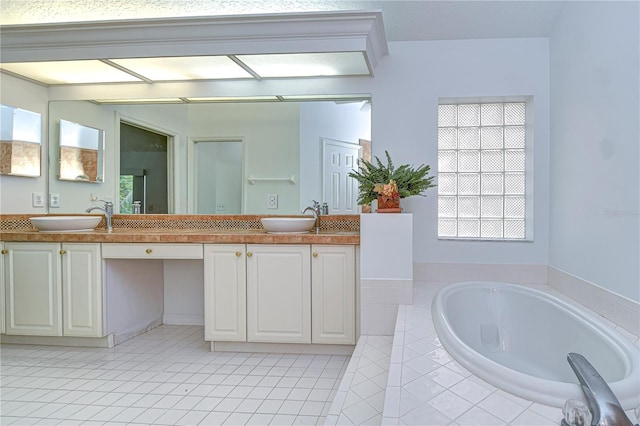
[563,352,637,426]
[86,200,113,232]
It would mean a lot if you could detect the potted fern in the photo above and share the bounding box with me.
[349,150,435,212]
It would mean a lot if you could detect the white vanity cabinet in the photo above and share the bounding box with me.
[204,244,246,342]
[246,244,311,344]
[3,242,103,337]
[311,245,355,345]
[61,243,103,337]
[0,242,5,334]
[204,243,356,346]
[4,242,62,336]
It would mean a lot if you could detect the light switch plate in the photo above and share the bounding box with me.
[267,193,278,209]
[32,192,45,207]
[49,193,61,208]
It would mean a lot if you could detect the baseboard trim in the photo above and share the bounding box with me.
[211,341,354,355]
[548,266,639,336]
[163,313,204,326]
[0,333,114,348]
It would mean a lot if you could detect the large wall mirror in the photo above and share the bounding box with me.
[48,98,371,215]
[0,104,42,177]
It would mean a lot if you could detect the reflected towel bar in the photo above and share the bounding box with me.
[247,175,296,185]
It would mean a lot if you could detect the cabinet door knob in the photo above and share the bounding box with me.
[235,251,242,257]
[60,250,67,255]
[247,252,253,257]
[1,249,8,254]
[312,252,318,258]
[146,248,152,254]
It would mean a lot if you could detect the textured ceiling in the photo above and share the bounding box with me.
[0,0,567,41]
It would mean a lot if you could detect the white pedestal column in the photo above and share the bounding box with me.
[360,213,413,335]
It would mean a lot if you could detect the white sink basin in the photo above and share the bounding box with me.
[260,217,316,234]
[29,216,102,232]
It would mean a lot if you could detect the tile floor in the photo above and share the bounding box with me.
[0,325,349,425]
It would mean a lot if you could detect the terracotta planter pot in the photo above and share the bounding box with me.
[376,195,402,213]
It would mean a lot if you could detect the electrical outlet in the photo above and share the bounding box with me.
[267,193,278,209]
[217,202,226,211]
[32,192,45,208]
[49,193,61,208]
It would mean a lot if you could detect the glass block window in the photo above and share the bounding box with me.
[438,102,526,239]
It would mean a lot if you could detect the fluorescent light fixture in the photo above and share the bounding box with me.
[280,94,370,102]
[236,52,370,78]
[185,96,280,103]
[93,98,184,104]
[0,60,142,84]
[109,56,252,80]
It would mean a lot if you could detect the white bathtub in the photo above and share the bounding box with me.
[432,281,640,408]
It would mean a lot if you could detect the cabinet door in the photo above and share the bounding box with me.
[61,243,103,337]
[247,245,311,343]
[311,245,355,344]
[204,244,246,342]
[5,243,62,336]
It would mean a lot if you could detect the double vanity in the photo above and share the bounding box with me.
[0,214,360,353]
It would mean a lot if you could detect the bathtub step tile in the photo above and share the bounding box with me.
[425,366,465,388]
[477,391,530,423]
[528,402,562,423]
[400,401,452,426]
[449,378,494,405]
[427,390,474,419]
[511,408,557,426]
[455,406,505,426]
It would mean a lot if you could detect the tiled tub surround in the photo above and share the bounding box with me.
[0,214,360,244]
[382,281,640,426]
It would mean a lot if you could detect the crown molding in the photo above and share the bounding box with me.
[0,11,388,71]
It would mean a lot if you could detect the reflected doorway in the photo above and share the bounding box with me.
[190,138,243,214]
[322,138,361,214]
[119,123,169,214]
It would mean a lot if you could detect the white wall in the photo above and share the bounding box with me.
[549,1,640,302]
[0,74,48,213]
[370,38,551,266]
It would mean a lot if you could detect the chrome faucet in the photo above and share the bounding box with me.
[302,200,321,233]
[86,200,114,232]
[563,352,637,426]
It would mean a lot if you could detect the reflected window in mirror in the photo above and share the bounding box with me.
[0,104,42,177]
[58,119,105,182]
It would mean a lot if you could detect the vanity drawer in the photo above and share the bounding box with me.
[101,243,203,259]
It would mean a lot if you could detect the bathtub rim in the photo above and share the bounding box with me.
[431,281,640,409]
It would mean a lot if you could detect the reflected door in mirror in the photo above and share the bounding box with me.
[195,140,242,214]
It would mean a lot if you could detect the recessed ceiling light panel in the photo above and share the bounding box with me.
[0,60,142,84]
[236,52,370,78]
[186,96,280,103]
[110,56,253,80]
[93,98,184,104]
